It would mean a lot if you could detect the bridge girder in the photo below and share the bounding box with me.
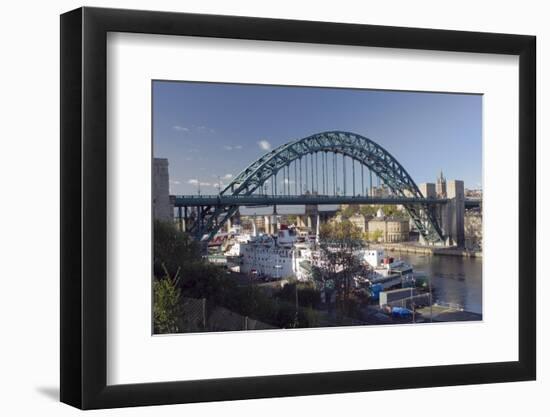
[188,131,445,243]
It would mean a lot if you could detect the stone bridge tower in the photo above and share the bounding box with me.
[445,180,465,247]
[153,158,173,222]
[419,179,465,247]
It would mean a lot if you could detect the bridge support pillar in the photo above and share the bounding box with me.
[252,217,257,237]
[316,214,320,244]
[177,206,183,232]
[183,206,188,232]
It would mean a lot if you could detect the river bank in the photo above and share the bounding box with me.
[374,242,482,258]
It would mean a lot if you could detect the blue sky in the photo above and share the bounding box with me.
[153,81,482,195]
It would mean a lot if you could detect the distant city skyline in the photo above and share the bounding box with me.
[153,81,482,195]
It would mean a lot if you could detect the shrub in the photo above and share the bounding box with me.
[153,273,183,334]
[153,220,201,278]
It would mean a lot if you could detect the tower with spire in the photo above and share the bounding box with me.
[436,169,447,198]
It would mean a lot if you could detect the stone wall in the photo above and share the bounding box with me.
[153,158,173,222]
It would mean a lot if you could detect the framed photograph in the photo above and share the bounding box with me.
[60,7,536,409]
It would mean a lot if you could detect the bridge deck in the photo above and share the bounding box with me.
[173,194,449,207]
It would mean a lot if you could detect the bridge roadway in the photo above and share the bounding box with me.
[173,194,452,207]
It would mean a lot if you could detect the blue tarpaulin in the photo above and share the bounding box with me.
[392,307,412,318]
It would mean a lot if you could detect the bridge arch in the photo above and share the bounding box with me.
[190,131,444,243]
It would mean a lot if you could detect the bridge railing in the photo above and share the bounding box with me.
[173,194,448,206]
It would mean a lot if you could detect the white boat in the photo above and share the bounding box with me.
[223,225,312,281]
[363,248,415,289]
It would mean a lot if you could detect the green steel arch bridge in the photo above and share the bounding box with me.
[174,131,451,244]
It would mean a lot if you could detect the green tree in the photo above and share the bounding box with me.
[359,205,377,217]
[180,262,237,305]
[383,205,400,217]
[153,220,201,278]
[153,269,183,334]
[366,229,384,242]
[285,215,298,225]
[320,220,363,241]
[340,205,358,219]
[316,221,366,318]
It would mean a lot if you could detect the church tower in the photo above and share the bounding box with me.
[436,170,447,198]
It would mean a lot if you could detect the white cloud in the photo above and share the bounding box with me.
[223,174,233,180]
[257,140,272,151]
[174,125,218,135]
[188,178,212,187]
[223,145,243,151]
[196,125,217,133]
[170,180,181,185]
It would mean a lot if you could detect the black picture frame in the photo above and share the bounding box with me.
[60,6,536,410]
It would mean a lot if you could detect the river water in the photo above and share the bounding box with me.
[385,251,483,315]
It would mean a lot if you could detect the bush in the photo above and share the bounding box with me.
[301,306,320,328]
[153,274,183,334]
[153,220,201,278]
[277,281,321,309]
[178,262,236,306]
